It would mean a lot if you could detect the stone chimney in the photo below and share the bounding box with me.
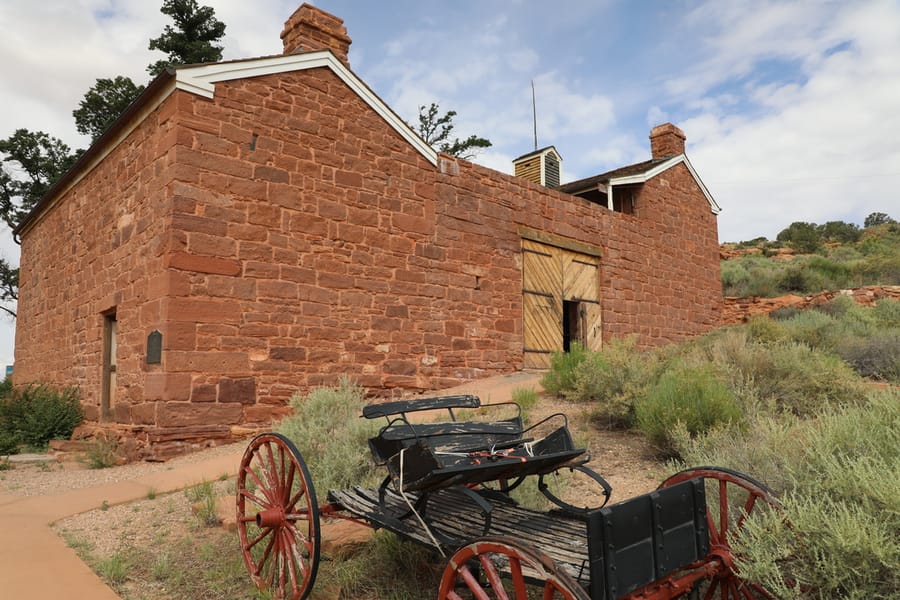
[649,123,686,158]
[281,3,352,67]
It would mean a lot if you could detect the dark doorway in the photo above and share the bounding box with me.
[563,300,582,352]
[101,311,117,421]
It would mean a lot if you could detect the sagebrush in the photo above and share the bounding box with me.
[676,390,899,599]
[277,377,381,492]
[0,383,83,452]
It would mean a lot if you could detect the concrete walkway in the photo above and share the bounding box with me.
[0,371,541,599]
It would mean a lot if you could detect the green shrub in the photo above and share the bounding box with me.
[768,306,800,321]
[567,337,657,427]
[510,387,539,420]
[680,391,900,599]
[634,363,742,457]
[872,297,900,327]
[541,342,589,397]
[779,307,841,350]
[277,377,381,492]
[0,431,18,456]
[777,263,826,294]
[776,221,822,254]
[728,340,865,416]
[0,384,83,451]
[721,255,781,297]
[837,332,900,382]
[80,433,120,469]
[745,314,787,342]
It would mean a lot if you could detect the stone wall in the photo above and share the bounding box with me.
[15,65,721,446]
[14,87,182,422]
[722,286,900,324]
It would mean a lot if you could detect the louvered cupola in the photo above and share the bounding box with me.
[512,146,562,188]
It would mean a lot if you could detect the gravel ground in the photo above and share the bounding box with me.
[0,441,245,498]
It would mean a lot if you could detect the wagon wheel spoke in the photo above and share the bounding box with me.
[256,531,278,578]
[437,537,589,600]
[237,433,320,600]
[718,479,729,541]
[246,526,274,551]
[736,492,759,532]
[508,556,527,598]
[659,467,781,600]
[242,463,276,508]
[239,487,271,510]
[478,554,510,600]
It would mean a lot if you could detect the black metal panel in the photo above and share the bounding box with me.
[586,478,708,600]
[146,329,162,364]
[361,394,480,419]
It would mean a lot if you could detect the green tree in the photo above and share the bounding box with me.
[0,130,78,235]
[864,212,895,228]
[0,130,79,317]
[73,2,226,143]
[776,221,822,254]
[0,258,17,318]
[817,220,861,244]
[73,76,146,142]
[147,0,227,77]
[414,103,492,160]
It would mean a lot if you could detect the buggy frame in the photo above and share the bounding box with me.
[236,395,778,600]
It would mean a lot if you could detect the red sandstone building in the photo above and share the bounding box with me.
[13,5,721,444]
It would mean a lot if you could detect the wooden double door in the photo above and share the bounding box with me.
[522,238,602,368]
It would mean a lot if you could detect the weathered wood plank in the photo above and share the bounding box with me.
[327,486,592,579]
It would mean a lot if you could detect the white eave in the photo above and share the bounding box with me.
[175,51,438,166]
[609,154,721,214]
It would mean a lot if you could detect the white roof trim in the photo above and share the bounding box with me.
[609,154,721,214]
[513,146,562,165]
[175,51,438,166]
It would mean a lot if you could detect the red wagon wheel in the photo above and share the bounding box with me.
[437,536,590,600]
[236,433,320,600]
[659,467,779,600]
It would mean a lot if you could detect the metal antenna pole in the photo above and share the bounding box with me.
[531,80,538,151]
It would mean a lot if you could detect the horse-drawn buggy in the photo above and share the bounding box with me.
[236,394,778,599]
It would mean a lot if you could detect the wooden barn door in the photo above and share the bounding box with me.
[522,238,601,368]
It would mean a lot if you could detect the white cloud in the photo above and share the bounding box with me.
[646,105,668,127]
[681,1,900,241]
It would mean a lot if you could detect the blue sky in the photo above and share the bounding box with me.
[1,0,899,367]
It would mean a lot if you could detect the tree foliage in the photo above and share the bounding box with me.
[864,212,895,228]
[414,103,492,160]
[0,129,79,317]
[0,258,17,318]
[0,130,78,234]
[818,220,861,244]
[73,76,146,142]
[147,0,226,76]
[776,221,822,253]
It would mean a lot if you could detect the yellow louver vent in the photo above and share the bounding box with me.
[512,147,562,188]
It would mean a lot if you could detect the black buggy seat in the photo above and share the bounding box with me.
[364,394,589,493]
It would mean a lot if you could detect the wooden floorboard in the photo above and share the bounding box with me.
[328,486,592,584]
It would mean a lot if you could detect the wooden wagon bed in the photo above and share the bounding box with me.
[330,485,592,583]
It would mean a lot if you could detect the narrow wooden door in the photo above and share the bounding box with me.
[522,240,563,368]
